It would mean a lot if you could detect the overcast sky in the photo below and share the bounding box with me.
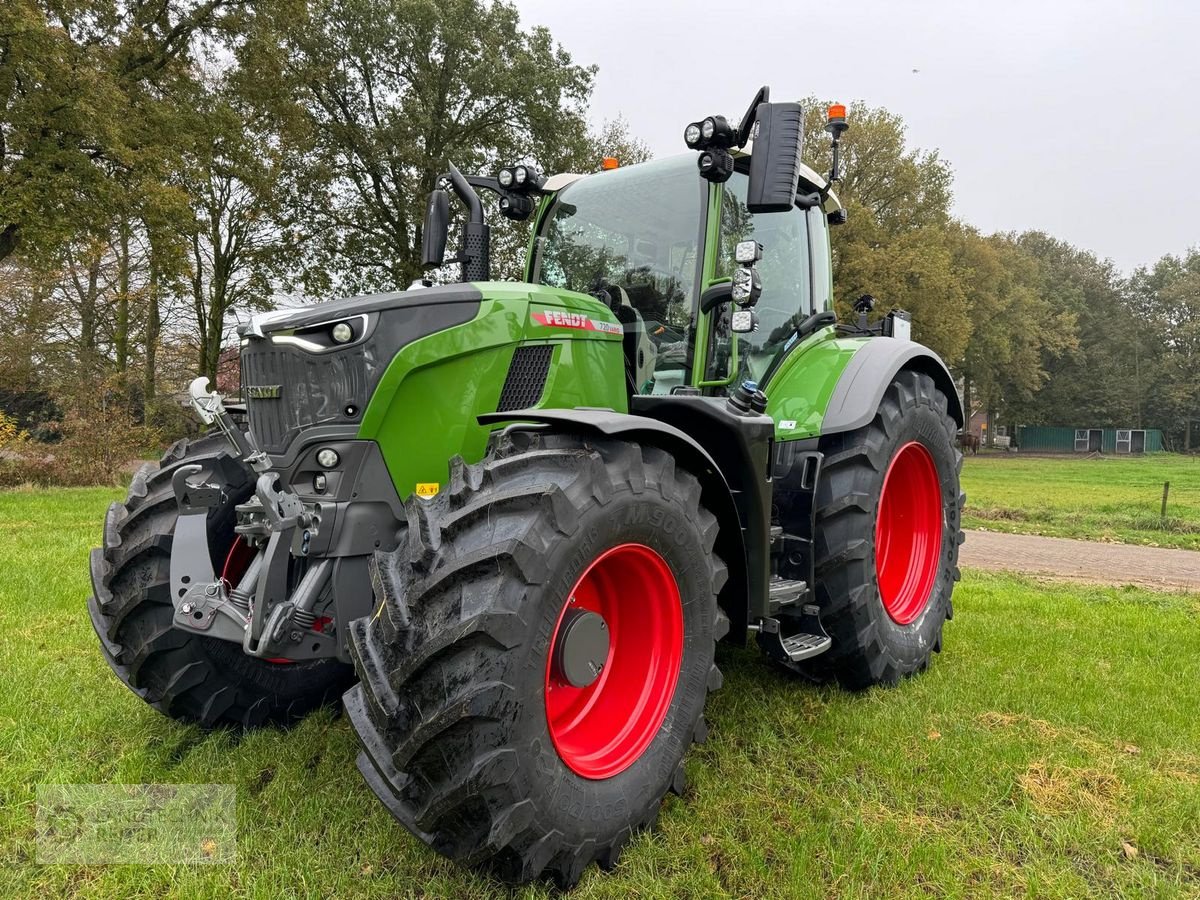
[512,0,1200,272]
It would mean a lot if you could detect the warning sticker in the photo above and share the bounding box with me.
[415,482,439,499]
[531,309,622,335]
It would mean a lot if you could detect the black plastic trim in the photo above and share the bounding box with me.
[822,337,964,434]
[239,283,484,335]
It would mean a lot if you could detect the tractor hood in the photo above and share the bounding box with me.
[237,284,484,455]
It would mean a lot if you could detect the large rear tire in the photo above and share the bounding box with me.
[87,434,353,727]
[345,431,727,886]
[804,370,964,689]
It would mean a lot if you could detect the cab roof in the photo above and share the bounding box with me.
[543,153,843,216]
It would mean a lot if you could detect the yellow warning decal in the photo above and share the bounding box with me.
[415,482,440,499]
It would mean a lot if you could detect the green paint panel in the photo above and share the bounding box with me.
[763,329,870,440]
[358,283,626,498]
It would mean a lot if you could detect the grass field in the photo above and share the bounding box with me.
[962,453,1200,550]
[3,487,1200,898]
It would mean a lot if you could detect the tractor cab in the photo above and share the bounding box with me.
[424,87,847,406]
[527,152,843,395]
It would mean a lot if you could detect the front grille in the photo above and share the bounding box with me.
[241,344,369,453]
[497,344,553,412]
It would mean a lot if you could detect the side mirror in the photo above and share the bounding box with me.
[421,189,450,268]
[746,101,804,213]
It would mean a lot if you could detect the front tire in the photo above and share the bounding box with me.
[345,431,727,886]
[87,434,353,727]
[806,370,964,689]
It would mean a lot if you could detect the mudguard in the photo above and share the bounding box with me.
[822,337,963,435]
[478,405,764,642]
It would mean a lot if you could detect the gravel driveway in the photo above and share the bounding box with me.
[960,530,1200,592]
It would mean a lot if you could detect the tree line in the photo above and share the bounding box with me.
[1,0,642,454]
[1,0,1197,482]
[799,104,1198,450]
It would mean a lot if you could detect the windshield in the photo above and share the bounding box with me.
[532,156,703,393]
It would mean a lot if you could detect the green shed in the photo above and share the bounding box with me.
[1015,426,1164,453]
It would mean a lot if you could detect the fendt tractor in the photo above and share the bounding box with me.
[88,87,964,886]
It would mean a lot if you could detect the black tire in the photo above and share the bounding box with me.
[345,431,727,887]
[87,434,354,728]
[803,370,964,689]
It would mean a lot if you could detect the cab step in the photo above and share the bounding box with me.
[768,576,808,613]
[755,604,832,664]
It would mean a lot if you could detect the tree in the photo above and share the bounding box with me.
[1003,233,1132,429]
[0,0,246,265]
[182,74,294,380]
[799,100,967,363]
[1128,249,1200,449]
[239,0,600,293]
[951,230,1079,436]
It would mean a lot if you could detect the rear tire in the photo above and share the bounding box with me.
[803,370,963,689]
[87,434,353,728]
[346,431,727,886]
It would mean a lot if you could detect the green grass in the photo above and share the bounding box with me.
[962,453,1200,550]
[4,487,1200,898]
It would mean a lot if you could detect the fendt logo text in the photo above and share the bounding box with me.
[531,310,621,335]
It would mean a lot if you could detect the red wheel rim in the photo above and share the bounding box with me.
[544,543,683,779]
[875,441,943,625]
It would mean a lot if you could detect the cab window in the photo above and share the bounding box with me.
[717,170,812,381]
[532,156,703,394]
[808,206,833,312]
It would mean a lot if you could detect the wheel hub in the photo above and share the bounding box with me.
[551,607,610,688]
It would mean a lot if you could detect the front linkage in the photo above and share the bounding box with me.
[172,378,341,663]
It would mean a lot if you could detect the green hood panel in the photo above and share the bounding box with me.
[357,283,626,498]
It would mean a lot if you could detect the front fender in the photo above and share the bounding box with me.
[822,337,964,435]
[478,406,755,643]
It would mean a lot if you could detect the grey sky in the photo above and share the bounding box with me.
[513,0,1200,272]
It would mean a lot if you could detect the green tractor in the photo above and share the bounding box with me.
[88,87,963,886]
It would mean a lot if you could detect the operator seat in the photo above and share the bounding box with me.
[611,285,658,394]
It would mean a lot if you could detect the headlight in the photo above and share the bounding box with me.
[731,268,753,304]
[498,168,514,188]
[731,309,757,333]
[684,123,702,146]
[331,322,354,343]
[514,166,528,186]
[701,117,715,140]
[316,448,340,469]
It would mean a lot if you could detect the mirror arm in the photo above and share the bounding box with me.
[462,175,503,197]
[736,85,770,147]
[796,191,823,209]
[700,283,733,314]
[445,163,483,224]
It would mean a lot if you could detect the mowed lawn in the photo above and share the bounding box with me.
[962,453,1200,550]
[3,487,1200,898]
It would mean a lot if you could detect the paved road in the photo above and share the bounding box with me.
[960,530,1200,592]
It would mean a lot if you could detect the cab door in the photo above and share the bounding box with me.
[704,167,824,388]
